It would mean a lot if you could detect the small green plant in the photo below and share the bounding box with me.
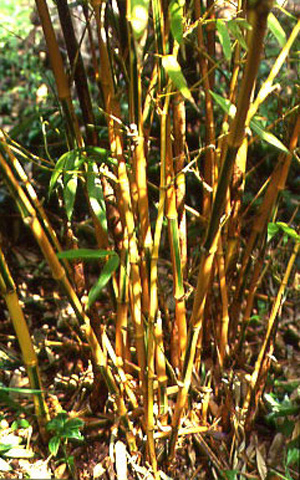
[264,384,300,480]
[46,412,84,478]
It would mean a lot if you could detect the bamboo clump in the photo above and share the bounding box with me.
[0,0,298,476]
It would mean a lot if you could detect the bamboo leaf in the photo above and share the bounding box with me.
[49,151,69,196]
[267,222,279,243]
[63,151,83,221]
[216,20,232,62]
[64,175,77,221]
[48,436,61,456]
[57,249,117,261]
[228,20,248,51]
[210,90,236,118]
[3,447,35,459]
[88,255,120,308]
[250,121,289,154]
[276,222,300,242]
[162,55,198,110]
[287,447,300,467]
[131,0,150,40]
[169,0,185,45]
[268,12,286,47]
[87,162,108,233]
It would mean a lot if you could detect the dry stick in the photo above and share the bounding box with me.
[0,248,49,435]
[231,113,300,332]
[0,152,137,453]
[168,0,274,463]
[242,238,299,427]
[92,0,146,389]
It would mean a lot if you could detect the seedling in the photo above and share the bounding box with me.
[46,412,84,479]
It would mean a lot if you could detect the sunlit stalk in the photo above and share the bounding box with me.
[0,247,49,434]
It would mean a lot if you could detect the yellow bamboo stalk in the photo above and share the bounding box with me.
[216,236,230,367]
[116,235,130,366]
[147,88,171,477]
[168,0,274,462]
[0,151,137,452]
[248,19,300,121]
[92,0,146,388]
[35,0,82,148]
[165,116,187,369]
[0,131,73,279]
[154,312,168,424]
[173,94,187,275]
[127,0,153,316]
[195,0,216,217]
[0,247,49,433]
[225,21,300,272]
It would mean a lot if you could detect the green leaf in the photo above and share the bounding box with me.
[250,120,289,154]
[88,254,120,308]
[65,418,85,430]
[162,55,198,110]
[0,443,15,453]
[287,447,300,467]
[216,20,232,62]
[49,151,68,196]
[276,222,300,242]
[57,249,117,261]
[223,470,238,480]
[11,419,30,431]
[46,412,68,433]
[267,222,279,243]
[0,390,26,413]
[0,385,43,394]
[85,146,118,168]
[63,430,84,441]
[131,0,150,40]
[63,151,83,221]
[169,0,185,44]
[268,13,286,47]
[228,19,248,51]
[87,162,107,233]
[48,435,61,456]
[210,90,236,118]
